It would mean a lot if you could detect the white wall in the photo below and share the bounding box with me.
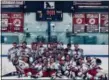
[1,44,108,55]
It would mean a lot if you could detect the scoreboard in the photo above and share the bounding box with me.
[36,1,63,21]
[36,9,63,21]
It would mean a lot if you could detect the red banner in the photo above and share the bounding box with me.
[86,13,98,25]
[86,13,99,32]
[73,13,85,33]
[100,13,108,32]
[1,13,11,32]
[10,13,24,32]
[73,14,85,24]
[101,13,108,27]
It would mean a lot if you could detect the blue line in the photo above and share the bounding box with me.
[84,55,109,57]
[1,55,8,57]
[1,55,109,57]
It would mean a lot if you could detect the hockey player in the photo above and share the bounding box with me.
[37,42,45,56]
[43,50,50,59]
[17,41,31,59]
[72,43,84,61]
[85,56,96,69]
[13,55,30,77]
[64,54,72,78]
[31,57,44,77]
[65,54,71,70]
[42,58,49,77]
[57,58,68,78]
[56,53,63,62]
[15,55,42,77]
[65,43,73,57]
[30,42,38,63]
[22,56,43,78]
[57,42,64,50]
[8,42,19,63]
[34,57,43,71]
[87,58,107,80]
[69,57,88,79]
[47,57,57,77]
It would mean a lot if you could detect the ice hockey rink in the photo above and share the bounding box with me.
[1,0,109,79]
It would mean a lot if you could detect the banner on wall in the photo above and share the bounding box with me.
[100,13,108,32]
[1,13,11,32]
[1,12,24,32]
[73,13,85,33]
[10,13,24,32]
[86,13,99,32]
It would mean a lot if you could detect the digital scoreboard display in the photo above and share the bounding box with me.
[36,9,63,21]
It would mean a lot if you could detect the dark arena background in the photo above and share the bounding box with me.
[0,0,109,80]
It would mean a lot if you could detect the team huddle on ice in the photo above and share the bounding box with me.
[8,42,107,80]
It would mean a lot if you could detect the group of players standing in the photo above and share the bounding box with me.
[8,41,107,80]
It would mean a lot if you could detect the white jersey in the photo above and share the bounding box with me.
[70,59,76,66]
[67,49,73,56]
[75,63,88,77]
[37,47,45,56]
[16,60,29,73]
[59,63,68,71]
[57,44,64,49]
[17,47,31,58]
[18,60,29,69]
[85,58,96,69]
[31,49,39,58]
[66,60,76,70]
[34,63,43,71]
[8,47,19,61]
[65,61,72,70]
[72,48,83,59]
[48,62,58,70]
